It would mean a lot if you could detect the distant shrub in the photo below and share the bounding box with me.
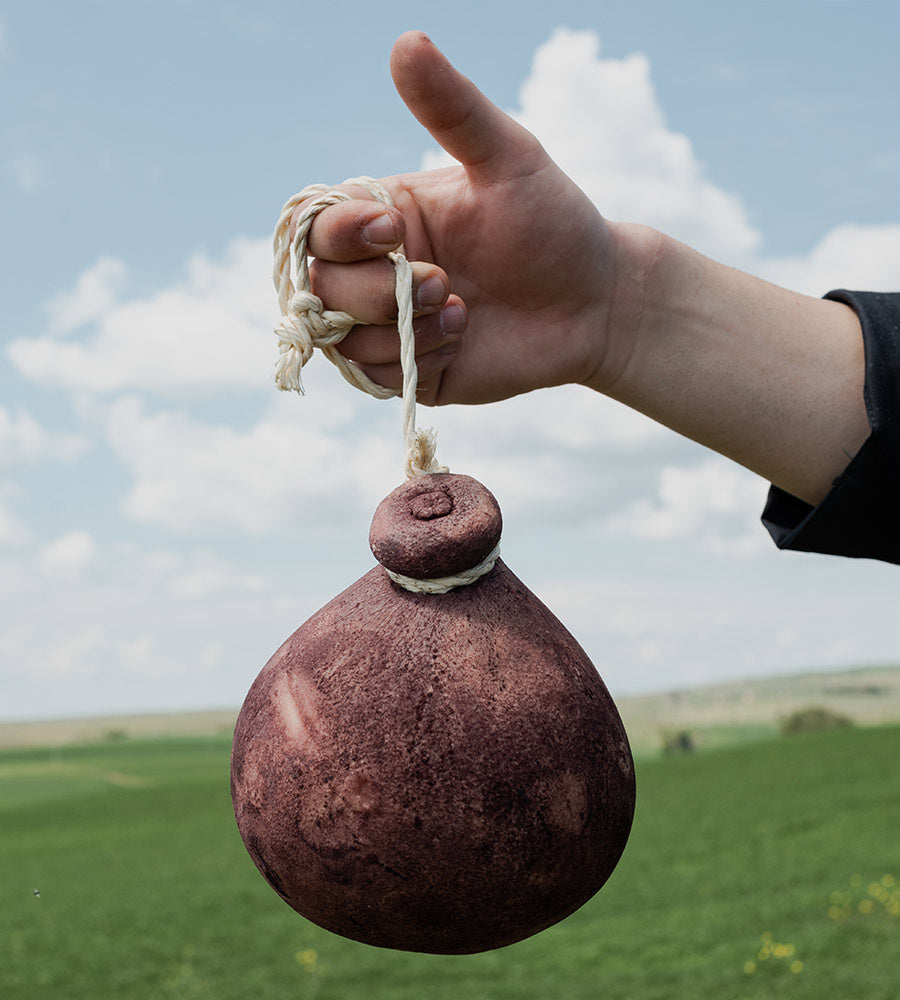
[105,728,128,743]
[780,706,853,737]
[661,730,695,755]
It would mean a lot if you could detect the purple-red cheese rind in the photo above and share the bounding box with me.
[231,561,634,954]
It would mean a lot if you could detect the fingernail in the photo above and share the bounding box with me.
[362,214,397,246]
[416,276,446,309]
[439,304,466,335]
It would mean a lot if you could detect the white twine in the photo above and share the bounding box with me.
[384,541,501,595]
[273,177,499,591]
[272,175,447,479]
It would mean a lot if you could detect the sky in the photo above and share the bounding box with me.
[1,0,899,722]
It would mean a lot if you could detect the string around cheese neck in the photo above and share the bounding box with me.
[383,542,501,595]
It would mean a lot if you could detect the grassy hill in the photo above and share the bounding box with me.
[617,662,900,756]
[2,663,898,755]
[1,723,897,999]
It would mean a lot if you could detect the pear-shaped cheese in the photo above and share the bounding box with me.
[231,474,634,953]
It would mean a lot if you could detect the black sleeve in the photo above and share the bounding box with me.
[762,289,900,564]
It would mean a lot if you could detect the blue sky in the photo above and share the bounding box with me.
[2,0,899,721]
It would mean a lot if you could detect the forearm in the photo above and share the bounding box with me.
[593,226,870,506]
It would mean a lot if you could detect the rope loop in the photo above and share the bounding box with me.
[273,176,447,477]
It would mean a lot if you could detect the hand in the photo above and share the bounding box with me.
[299,31,647,406]
[295,31,868,505]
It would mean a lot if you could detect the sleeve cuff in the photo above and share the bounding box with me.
[761,289,900,564]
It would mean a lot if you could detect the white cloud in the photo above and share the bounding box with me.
[756,224,900,297]
[606,457,769,554]
[0,406,87,467]
[118,634,155,673]
[103,391,401,533]
[99,542,273,601]
[39,627,184,682]
[45,257,128,335]
[518,29,762,263]
[39,530,97,578]
[441,384,667,457]
[91,375,689,537]
[434,386,692,525]
[0,411,89,552]
[516,29,899,296]
[0,483,30,547]
[46,626,106,678]
[169,552,267,599]
[0,533,295,718]
[9,238,278,396]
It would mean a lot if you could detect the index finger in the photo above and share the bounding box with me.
[297,196,407,263]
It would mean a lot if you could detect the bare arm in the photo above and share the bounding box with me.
[596,225,869,504]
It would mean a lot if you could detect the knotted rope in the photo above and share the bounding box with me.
[273,176,446,479]
[272,176,499,592]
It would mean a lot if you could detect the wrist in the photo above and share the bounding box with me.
[580,222,665,396]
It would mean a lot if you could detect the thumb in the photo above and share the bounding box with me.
[390,31,543,181]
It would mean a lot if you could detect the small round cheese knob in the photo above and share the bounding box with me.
[369,473,502,580]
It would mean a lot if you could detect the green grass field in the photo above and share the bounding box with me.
[2,725,898,1000]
